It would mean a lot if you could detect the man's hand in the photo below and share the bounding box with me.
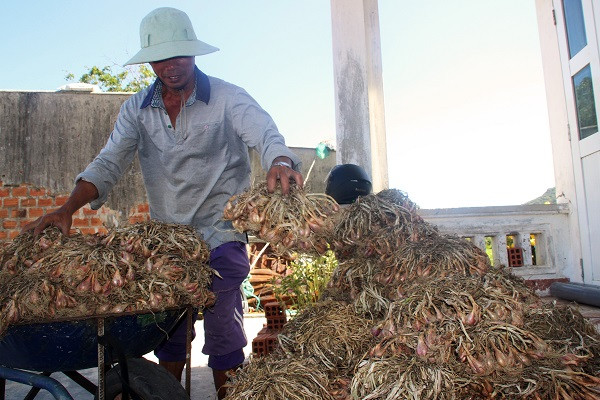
[21,179,99,237]
[21,208,73,237]
[266,156,304,195]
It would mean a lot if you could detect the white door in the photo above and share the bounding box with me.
[554,0,600,284]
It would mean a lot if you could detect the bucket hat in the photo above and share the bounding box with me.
[124,7,219,65]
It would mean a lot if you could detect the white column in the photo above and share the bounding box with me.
[518,232,533,266]
[473,235,486,253]
[491,234,508,268]
[330,0,388,192]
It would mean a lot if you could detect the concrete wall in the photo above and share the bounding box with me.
[420,204,575,287]
[0,90,335,239]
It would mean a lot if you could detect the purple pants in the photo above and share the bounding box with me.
[155,241,249,370]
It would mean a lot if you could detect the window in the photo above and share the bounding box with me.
[563,0,587,58]
[573,65,598,139]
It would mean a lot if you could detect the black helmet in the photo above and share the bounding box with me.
[325,164,373,204]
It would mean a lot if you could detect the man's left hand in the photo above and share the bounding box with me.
[267,157,304,194]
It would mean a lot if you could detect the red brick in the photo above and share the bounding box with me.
[3,198,18,208]
[2,220,17,229]
[82,208,97,216]
[507,248,523,267]
[252,332,278,356]
[10,209,27,218]
[0,232,7,241]
[266,315,287,331]
[0,188,9,197]
[128,215,148,224]
[11,186,28,197]
[28,208,45,218]
[55,196,69,206]
[90,217,103,227]
[264,302,285,318]
[137,203,149,213]
[30,188,47,196]
[0,209,8,219]
[79,228,97,235]
[19,219,34,228]
[97,227,108,235]
[72,218,89,227]
[37,198,53,207]
[20,198,36,207]
[9,231,19,239]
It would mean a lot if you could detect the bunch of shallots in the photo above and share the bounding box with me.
[223,182,339,255]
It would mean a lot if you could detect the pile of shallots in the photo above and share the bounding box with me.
[0,221,214,336]
[224,186,600,400]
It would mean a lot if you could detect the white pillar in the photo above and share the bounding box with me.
[473,235,486,253]
[491,234,508,268]
[330,0,388,192]
[518,232,533,266]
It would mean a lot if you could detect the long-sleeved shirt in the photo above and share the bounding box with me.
[77,66,301,249]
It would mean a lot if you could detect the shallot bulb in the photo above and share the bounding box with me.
[112,269,124,287]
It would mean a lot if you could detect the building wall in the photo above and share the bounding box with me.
[0,90,335,241]
[534,0,584,282]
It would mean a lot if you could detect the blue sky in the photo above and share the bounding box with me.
[0,1,554,208]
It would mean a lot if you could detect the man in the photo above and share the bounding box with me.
[23,7,303,399]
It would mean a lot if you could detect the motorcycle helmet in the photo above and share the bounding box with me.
[325,164,373,204]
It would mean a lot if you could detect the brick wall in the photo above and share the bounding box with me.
[0,180,150,241]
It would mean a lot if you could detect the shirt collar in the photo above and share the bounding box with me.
[141,66,210,109]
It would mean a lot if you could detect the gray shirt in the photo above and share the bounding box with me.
[77,67,301,249]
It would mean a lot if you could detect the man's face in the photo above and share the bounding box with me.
[149,56,195,91]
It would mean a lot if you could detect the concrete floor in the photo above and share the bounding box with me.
[3,314,267,400]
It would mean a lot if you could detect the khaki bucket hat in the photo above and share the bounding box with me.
[124,7,219,65]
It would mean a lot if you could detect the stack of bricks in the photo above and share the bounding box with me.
[0,181,150,242]
[251,301,287,357]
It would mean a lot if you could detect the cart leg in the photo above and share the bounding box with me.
[185,306,192,397]
[97,317,105,400]
[62,371,97,395]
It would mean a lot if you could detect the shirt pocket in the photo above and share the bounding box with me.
[182,121,226,154]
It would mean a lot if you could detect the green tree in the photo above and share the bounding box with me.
[65,64,155,92]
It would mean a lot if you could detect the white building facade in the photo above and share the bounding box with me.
[535,0,600,285]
